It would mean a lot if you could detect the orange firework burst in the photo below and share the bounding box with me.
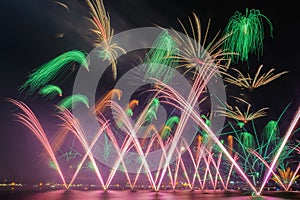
[171,12,234,78]
[271,166,300,189]
[223,65,288,89]
[217,96,268,123]
[93,88,122,114]
[86,0,125,80]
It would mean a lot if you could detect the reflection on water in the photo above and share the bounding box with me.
[0,190,298,200]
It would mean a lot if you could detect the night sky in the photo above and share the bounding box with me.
[0,0,299,184]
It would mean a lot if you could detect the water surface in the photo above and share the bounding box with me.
[0,190,298,200]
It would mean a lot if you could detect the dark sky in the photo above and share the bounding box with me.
[0,0,299,183]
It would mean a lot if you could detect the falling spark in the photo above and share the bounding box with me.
[54,1,69,12]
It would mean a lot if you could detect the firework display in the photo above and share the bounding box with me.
[7,0,299,197]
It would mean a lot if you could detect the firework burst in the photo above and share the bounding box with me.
[222,8,273,63]
[172,12,233,78]
[224,65,288,89]
[217,97,268,123]
[86,0,125,80]
[143,30,179,84]
[19,50,88,96]
[39,84,63,99]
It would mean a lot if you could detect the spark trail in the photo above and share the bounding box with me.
[9,99,67,189]
[258,107,300,195]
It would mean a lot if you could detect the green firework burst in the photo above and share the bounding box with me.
[223,8,273,63]
[144,30,178,84]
